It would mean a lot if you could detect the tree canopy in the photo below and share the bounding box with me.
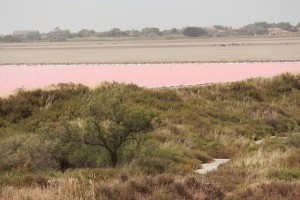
[183,27,208,37]
[61,85,156,167]
[140,27,161,37]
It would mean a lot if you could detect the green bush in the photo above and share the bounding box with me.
[135,157,171,174]
[0,134,58,171]
[278,169,300,180]
[285,134,300,148]
[191,150,213,163]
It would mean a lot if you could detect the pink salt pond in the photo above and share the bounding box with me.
[0,63,300,95]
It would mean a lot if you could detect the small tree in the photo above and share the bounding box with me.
[276,22,293,31]
[47,27,71,41]
[140,27,161,37]
[61,86,156,167]
[78,29,96,38]
[183,27,207,37]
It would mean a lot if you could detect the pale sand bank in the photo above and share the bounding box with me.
[196,159,230,174]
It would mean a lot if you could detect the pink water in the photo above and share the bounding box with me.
[0,63,300,95]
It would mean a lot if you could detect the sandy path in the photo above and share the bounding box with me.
[196,136,292,174]
[195,159,230,174]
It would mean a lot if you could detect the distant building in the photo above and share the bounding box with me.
[268,28,293,37]
[204,26,217,31]
[204,26,225,33]
[12,30,39,36]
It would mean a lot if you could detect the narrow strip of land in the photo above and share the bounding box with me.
[1,38,300,64]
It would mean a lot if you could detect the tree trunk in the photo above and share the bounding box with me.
[110,150,118,168]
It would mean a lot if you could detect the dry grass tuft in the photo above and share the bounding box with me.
[228,148,292,179]
[229,180,300,200]
[0,175,225,200]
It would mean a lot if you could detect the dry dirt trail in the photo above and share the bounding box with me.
[195,159,230,174]
[196,136,290,174]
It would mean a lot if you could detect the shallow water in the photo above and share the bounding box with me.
[0,63,299,95]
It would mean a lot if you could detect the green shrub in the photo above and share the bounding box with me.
[205,141,236,158]
[247,146,258,152]
[241,129,256,139]
[192,150,213,163]
[136,157,171,174]
[0,134,58,171]
[278,169,300,180]
[68,145,103,168]
[285,134,300,148]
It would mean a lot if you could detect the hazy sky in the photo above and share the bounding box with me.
[0,0,299,34]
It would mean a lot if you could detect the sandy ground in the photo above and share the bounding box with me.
[1,37,300,64]
[255,136,288,144]
[195,159,230,174]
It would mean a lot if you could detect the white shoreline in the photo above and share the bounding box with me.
[1,60,300,67]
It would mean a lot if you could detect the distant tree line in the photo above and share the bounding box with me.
[236,22,300,36]
[0,22,299,42]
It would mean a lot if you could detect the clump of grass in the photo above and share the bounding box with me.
[277,169,300,181]
[204,143,297,192]
[285,133,300,148]
[0,174,225,200]
[229,180,300,200]
[228,148,292,180]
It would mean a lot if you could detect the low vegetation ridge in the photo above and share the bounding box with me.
[0,73,300,199]
[1,21,300,42]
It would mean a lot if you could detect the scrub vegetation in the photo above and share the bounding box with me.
[1,21,299,42]
[0,73,299,199]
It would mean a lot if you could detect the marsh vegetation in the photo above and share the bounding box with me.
[0,73,299,199]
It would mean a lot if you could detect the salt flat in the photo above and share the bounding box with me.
[1,37,300,64]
